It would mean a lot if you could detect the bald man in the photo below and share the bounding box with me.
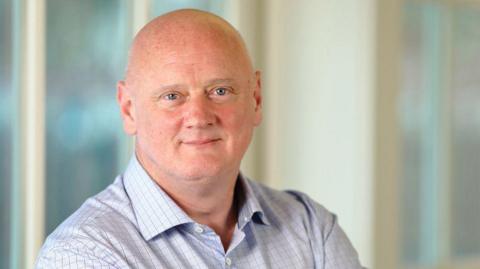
[36,9,364,269]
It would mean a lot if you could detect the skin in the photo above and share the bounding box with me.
[116,9,262,250]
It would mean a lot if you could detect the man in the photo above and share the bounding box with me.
[36,9,364,269]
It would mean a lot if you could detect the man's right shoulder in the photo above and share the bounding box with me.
[35,176,137,268]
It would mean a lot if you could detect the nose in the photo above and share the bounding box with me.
[183,94,216,129]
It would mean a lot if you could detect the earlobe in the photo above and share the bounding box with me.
[117,81,137,135]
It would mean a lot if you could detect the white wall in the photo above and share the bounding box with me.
[258,1,376,267]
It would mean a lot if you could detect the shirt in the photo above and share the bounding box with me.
[36,156,364,269]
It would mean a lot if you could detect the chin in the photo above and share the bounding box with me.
[175,161,231,180]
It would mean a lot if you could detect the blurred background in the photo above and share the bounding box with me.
[1,0,479,268]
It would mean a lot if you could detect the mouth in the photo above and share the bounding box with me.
[182,138,221,146]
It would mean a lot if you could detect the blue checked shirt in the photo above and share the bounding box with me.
[36,156,364,268]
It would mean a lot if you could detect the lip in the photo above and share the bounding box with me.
[182,138,221,145]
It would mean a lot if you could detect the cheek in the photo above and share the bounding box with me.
[136,106,181,143]
[221,104,256,140]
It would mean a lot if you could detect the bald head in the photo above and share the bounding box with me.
[116,9,262,182]
[124,9,254,89]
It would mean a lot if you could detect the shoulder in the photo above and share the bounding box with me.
[247,179,364,268]
[247,178,336,239]
[36,176,136,268]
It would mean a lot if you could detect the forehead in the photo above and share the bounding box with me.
[137,40,249,86]
[126,17,253,88]
[161,45,237,70]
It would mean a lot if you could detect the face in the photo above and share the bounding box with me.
[117,34,262,182]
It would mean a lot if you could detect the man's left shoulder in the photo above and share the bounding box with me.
[247,179,365,268]
[246,178,336,230]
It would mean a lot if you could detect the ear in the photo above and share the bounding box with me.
[117,80,137,135]
[253,70,263,126]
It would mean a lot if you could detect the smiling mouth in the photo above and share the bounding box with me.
[182,138,221,146]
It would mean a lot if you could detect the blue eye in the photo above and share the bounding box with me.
[215,87,228,96]
[164,93,178,100]
[158,91,185,107]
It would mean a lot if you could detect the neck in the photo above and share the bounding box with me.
[136,153,239,250]
[163,174,239,250]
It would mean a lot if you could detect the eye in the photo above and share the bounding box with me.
[208,86,236,103]
[214,87,228,96]
[157,91,185,107]
[210,87,233,97]
[164,93,179,100]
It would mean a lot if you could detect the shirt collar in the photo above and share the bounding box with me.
[236,172,271,229]
[123,155,270,241]
[123,156,193,241]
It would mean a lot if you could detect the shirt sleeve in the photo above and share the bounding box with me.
[286,190,365,269]
[322,214,366,269]
[35,240,123,269]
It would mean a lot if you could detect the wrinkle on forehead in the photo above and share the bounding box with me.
[124,9,254,91]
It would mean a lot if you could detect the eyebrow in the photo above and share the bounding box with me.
[154,78,236,93]
[204,78,236,87]
[155,83,186,92]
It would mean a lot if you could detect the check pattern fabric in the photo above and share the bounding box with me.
[36,156,364,269]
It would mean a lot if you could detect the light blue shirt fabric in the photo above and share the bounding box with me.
[36,156,364,268]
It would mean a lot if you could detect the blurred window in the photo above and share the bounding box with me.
[151,0,225,17]
[45,0,130,234]
[400,1,480,267]
[450,5,480,259]
[0,0,13,267]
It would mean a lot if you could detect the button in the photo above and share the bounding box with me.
[194,225,204,233]
[225,257,232,266]
[244,217,249,222]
